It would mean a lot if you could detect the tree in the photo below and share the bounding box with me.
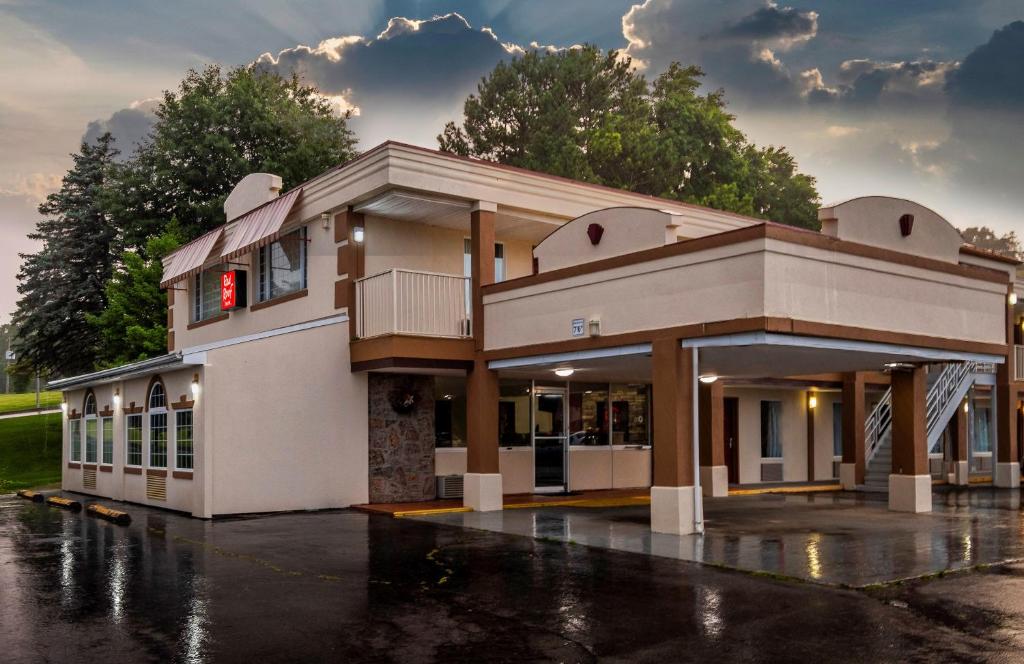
[440,48,820,229]
[11,135,120,377]
[960,226,1022,259]
[107,65,358,249]
[89,231,180,367]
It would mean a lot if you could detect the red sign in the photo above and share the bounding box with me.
[221,271,237,311]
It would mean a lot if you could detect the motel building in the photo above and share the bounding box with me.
[50,141,1024,535]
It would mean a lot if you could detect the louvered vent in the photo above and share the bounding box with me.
[760,463,783,483]
[83,468,97,490]
[146,474,167,501]
[436,475,464,499]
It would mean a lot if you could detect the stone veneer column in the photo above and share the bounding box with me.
[889,366,931,512]
[840,372,866,490]
[698,380,728,497]
[463,202,502,511]
[367,375,436,503]
[949,397,970,486]
[651,338,699,534]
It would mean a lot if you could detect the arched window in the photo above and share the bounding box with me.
[83,390,97,463]
[148,379,168,468]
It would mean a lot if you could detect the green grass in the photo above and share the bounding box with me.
[0,413,63,492]
[0,391,62,414]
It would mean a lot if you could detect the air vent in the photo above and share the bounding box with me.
[760,463,783,483]
[83,468,97,490]
[146,474,167,501]
[436,474,464,499]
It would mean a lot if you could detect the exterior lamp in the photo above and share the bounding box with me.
[554,368,574,377]
[60,399,68,413]
[191,373,200,399]
[320,212,331,230]
[1010,293,1018,306]
[808,395,818,409]
[113,389,121,408]
[963,401,969,414]
[353,226,365,244]
[698,375,719,384]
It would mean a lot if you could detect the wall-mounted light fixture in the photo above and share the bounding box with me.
[320,212,331,230]
[554,367,574,377]
[60,398,68,413]
[353,226,365,244]
[1010,292,1019,306]
[963,401,969,414]
[191,373,200,399]
[808,395,818,409]
[588,318,601,337]
[698,375,718,384]
[113,389,121,408]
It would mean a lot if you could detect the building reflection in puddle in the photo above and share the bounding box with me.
[108,538,128,624]
[182,577,210,663]
[805,532,823,580]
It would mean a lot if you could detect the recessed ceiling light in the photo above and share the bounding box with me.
[698,375,718,384]
[554,368,574,377]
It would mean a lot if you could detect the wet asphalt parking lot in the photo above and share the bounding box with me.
[3,491,1024,663]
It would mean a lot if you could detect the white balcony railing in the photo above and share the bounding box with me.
[1016,345,1024,382]
[355,269,471,339]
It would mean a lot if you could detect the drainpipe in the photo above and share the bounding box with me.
[692,347,705,534]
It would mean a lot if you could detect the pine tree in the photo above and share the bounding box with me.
[11,134,119,377]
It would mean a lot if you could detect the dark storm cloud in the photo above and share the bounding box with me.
[81,100,157,159]
[832,59,958,106]
[717,4,818,49]
[946,20,1024,112]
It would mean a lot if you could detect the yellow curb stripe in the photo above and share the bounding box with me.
[969,475,992,484]
[393,507,472,518]
[728,484,842,496]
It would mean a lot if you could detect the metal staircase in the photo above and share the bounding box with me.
[860,362,977,492]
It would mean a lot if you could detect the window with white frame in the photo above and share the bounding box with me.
[462,239,506,282]
[760,400,783,459]
[101,416,113,465]
[175,410,194,470]
[255,227,307,302]
[84,393,97,463]
[149,382,168,468]
[69,418,81,462]
[193,265,226,322]
[126,414,143,466]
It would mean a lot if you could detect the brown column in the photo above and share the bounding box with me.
[996,367,1019,466]
[951,399,968,463]
[698,381,724,468]
[466,358,499,475]
[891,366,928,476]
[652,338,695,487]
[806,391,816,482]
[470,206,495,351]
[841,372,866,484]
[336,208,365,340]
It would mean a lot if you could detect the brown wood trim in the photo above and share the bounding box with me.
[351,334,475,367]
[249,288,308,312]
[337,244,351,276]
[124,466,142,475]
[960,244,1021,265]
[172,471,194,480]
[122,402,143,415]
[187,312,228,330]
[145,375,166,412]
[334,209,351,243]
[146,468,168,477]
[482,315,1008,361]
[484,223,1009,296]
[167,306,173,329]
[99,406,114,417]
[100,465,113,473]
[67,462,81,469]
[167,330,175,352]
[171,396,195,410]
[352,357,474,372]
[68,410,81,420]
[167,287,175,307]
[83,463,97,470]
[334,279,349,309]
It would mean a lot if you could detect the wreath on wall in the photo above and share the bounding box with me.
[389,386,420,414]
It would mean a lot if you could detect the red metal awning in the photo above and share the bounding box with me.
[159,228,224,288]
[220,187,302,261]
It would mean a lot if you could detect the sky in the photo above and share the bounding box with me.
[2,0,1023,323]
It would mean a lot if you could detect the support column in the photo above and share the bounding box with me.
[698,380,727,497]
[949,398,969,486]
[806,391,816,482]
[840,372,866,490]
[464,202,501,511]
[651,339,699,535]
[889,366,931,512]
[995,364,1020,488]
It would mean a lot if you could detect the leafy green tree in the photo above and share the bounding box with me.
[89,231,180,367]
[440,49,820,229]
[11,134,120,377]
[107,65,358,249]
[960,226,1022,259]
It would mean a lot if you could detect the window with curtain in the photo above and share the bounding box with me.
[832,402,843,457]
[69,419,81,462]
[85,418,97,463]
[126,414,142,466]
[176,410,194,470]
[193,265,226,322]
[256,227,307,302]
[101,417,113,465]
[760,400,783,458]
[973,403,992,453]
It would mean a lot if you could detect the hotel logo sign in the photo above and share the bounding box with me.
[220,270,248,311]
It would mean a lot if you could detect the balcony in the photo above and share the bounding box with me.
[355,268,471,340]
[1016,345,1024,382]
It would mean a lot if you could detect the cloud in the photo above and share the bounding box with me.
[945,20,1024,112]
[717,3,819,52]
[0,173,61,203]
[834,58,958,106]
[82,98,158,159]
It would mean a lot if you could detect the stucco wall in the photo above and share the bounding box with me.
[534,207,680,273]
[819,197,963,264]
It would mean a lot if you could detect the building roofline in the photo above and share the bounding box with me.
[959,243,1021,266]
[48,353,184,391]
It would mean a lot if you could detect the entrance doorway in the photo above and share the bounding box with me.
[533,386,567,492]
[724,397,740,484]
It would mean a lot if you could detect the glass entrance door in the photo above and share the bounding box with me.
[533,387,567,492]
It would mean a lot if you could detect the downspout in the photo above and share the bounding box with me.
[692,347,705,534]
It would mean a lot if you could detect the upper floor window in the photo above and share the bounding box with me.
[149,381,166,410]
[463,239,505,282]
[193,265,226,322]
[256,227,307,302]
[84,392,96,416]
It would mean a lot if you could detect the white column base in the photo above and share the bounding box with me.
[949,460,969,486]
[650,486,699,535]
[888,474,932,513]
[463,473,503,512]
[839,463,858,490]
[995,462,1020,488]
[699,466,729,497]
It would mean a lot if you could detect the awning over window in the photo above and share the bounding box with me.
[220,187,302,260]
[159,228,224,288]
